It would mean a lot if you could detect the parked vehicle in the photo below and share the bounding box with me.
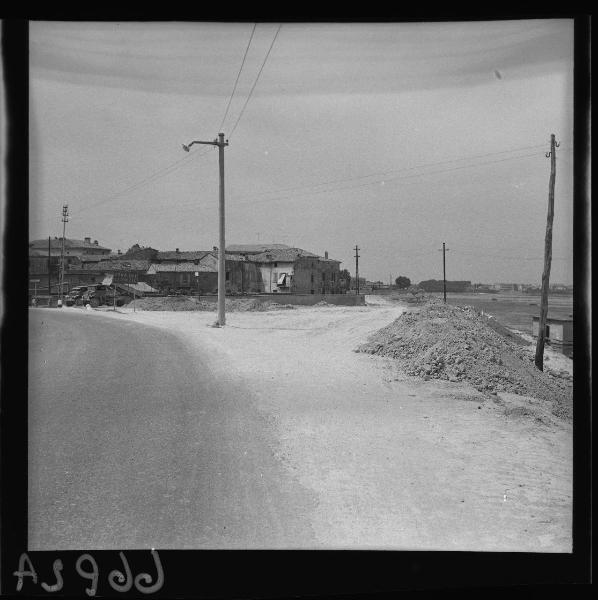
[81,284,109,307]
[65,286,89,306]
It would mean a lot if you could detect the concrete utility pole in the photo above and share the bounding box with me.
[354,245,360,295]
[47,236,51,295]
[183,133,229,326]
[58,204,69,306]
[438,242,450,303]
[535,134,559,371]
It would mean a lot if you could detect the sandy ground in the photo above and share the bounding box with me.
[70,296,572,551]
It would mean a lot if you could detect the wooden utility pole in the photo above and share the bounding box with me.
[535,134,559,371]
[354,245,360,295]
[438,242,450,303]
[183,133,228,326]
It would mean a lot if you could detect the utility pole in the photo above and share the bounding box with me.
[58,204,69,306]
[354,245,360,295]
[47,236,51,295]
[438,242,450,303]
[183,133,229,326]
[535,134,559,371]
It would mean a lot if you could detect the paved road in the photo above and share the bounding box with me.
[28,309,318,549]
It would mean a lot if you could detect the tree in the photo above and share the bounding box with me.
[395,276,411,289]
[339,269,351,288]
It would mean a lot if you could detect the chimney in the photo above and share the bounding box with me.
[84,237,91,244]
[325,251,329,259]
[94,240,98,246]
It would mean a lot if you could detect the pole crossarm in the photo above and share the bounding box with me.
[182,137,229,152]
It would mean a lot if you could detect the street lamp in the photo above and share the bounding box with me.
[182,134,228,327]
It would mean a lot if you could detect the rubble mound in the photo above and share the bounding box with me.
[356,300,572,420]
[132,296,295,312]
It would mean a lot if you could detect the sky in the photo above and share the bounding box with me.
[28,20,575,284]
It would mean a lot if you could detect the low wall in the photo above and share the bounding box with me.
[199,293,366,307]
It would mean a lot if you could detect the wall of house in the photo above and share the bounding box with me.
[147,271,217,293]
[255,261,295,293]
[291,258,343,294]
[225,261,263,294]
[199,254,263,293]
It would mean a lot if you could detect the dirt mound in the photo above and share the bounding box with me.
[356,300,572,421]
[132,296,295,312]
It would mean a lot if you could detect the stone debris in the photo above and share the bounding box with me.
[132,296,295,312]
[356,299,572,421]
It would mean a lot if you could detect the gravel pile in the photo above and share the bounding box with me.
[132,296,295,312]
[356,300,572,420]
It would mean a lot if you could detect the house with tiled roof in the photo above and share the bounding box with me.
[29,236,111,283]
[239,246,342,294]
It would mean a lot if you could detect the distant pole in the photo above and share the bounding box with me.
[354,245,360,295]
[182,133,228,326]
[59,204,69,306]
[438,242,450,303]
[535,134,559,371]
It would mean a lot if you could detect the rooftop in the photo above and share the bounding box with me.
[147,262,216,273]
[156,250,213,261]
[77,259,151,271]
[250,247,319,263]
[29,237,111,251]
[226,243,291,254]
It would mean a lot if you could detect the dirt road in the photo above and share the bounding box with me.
[87,298,572,552]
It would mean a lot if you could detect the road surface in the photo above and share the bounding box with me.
[28,308,318,549]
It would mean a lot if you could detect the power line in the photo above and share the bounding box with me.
[230,150,545,208]
[127,148,548,219]
[227,142,551,204]
[218,23,257,133]
[451,249,569,261]
[70,147,213,217]
[228,24,282,140]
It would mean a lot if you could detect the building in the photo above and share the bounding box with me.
[144,250,262,294]
[29,236,112,292]
[65,259,152,289]
[531,316,573,358]
[247,247,343,294]
[146,262,217,293]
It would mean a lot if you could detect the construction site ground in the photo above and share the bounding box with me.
[81,295,572,551]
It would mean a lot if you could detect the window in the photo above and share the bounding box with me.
[322,272,326,281]
[272,272,277,282]
[274,262,278,267]
[310,273,314,283]
[226,271,230,281]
